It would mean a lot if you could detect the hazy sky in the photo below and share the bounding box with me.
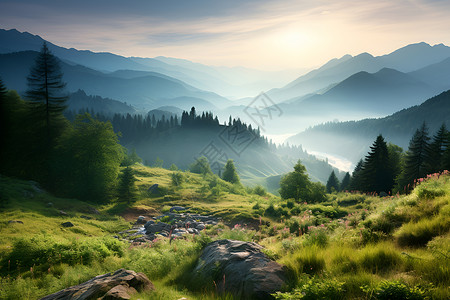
[1,0,449,70]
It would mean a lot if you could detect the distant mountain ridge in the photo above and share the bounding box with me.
[287,90,450,163]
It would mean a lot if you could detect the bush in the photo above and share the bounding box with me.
[171,171,184,186]
[395,216,450,247]
[274,277,345,300]
[304,228,329,248]
[296,247,326,275]
[359,244,403,273]
[366,281,431,300]
[253,185,266,196]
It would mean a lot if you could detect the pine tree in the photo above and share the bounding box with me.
[425,124,448,174]
[117,167,138,204]
[350,159,364,191]
[326,170,340,193]
[222,159,240,184]
[340,172,351,191]
[396,123,430,193]
[26,42,68,135]
[360,135,393,194]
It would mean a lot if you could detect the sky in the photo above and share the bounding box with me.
[1,0,450,70]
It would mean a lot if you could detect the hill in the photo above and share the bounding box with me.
[287,90,450,162]
[1,165,448,299]
[66,89,137,115]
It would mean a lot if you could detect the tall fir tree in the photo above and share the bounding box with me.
[340,172,351,191]
[117,167,138,204]
[350,159,364,191]
[425,124,448,174]
[326,170,340,193]
[222,159,240,184]
[396,123,430,193]
[26,42,68,135]
[360,135,394,194]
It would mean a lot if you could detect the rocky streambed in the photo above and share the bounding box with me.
[117,206,220,243]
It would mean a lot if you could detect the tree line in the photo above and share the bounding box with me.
[325,124,450,195]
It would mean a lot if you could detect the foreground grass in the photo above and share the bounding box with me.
[0,168,449,299]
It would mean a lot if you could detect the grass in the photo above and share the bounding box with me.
[0,167,449,299]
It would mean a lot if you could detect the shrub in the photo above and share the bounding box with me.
[365,281,432,300]
[396,216,450,247]
[253,185,266,196]
[171,171,184,186]
[274,277,345,299]
[296,247,326,275]
[359,244,403,273]
[304,228,329,248]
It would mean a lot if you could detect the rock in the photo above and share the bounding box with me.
[147,184,159,194]
[8,220,24,224]
[196,223,206,231]
[80,215,92,220]
[144,220,155,229]
[170,206,186,213]
[144,222,170,235]
[59,210,68,216]
[135,216,146,225]
[61,222,74,228]
[191,239,286,299]
[88,206,100,215]
[46,202,54,208]
[40,269,154,300]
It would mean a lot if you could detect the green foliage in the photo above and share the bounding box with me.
[280,160,326,203]
[152,157,164,168]
[359,244,403,273]
[121,147,142,166]
[252,185,266,196]
[189,156,212,175]
[326,171,340,193]
[295,247,326,275]
[53,113,124,202]
[222,159,240,184]
[274,277,345,300]
[2,235,125,274]
[171,171,184,186]
[340,172,351,191]
[117,167,138,204]
[304,228,329,248]
[395,216,450,247]
[366,281,431,300]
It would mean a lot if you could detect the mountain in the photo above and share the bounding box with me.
[0,28,298,99]
[287,90,450,163]
[279,68,435,115]
[268,42,450,103]
[409,57,450,90]
[67,90,137,115]
[0,51,229,110]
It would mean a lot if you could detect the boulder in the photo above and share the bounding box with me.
[191,239,286,299]
[169,206,186,213]
[80,215,92,220]
[61,222,74,228]
[8,220,23,224]
[147,184,159,194]
[40,269,154,300]
[135,216,146,225]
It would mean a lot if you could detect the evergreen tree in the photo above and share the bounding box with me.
[25,42,68,135]
[425,124,448,173]
[360,135,393,194]
[189,156,212,175]
[117,167,138,204]
[396,123,430,192]
[326,170,340,193]
[443,130,450,171]
[340,172,351,191]
[350,159,364,191]
[279,160,326,203]
[222,159,240,184]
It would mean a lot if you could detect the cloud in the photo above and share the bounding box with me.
[1,0,450,69]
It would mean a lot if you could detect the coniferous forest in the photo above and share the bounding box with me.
[1,5,450,299]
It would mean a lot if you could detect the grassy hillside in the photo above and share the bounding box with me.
[0,167,449,299]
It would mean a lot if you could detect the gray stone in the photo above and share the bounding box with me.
[135,216,146,225]
[8,220,23,224]
[191,239,286,299]
[169,206,186,213]
[40,269,154,300]
[80,215,92,220]
[147,184,159,194]
[144,220,155,229]
[61,222,74,228]
[59,210,68,216]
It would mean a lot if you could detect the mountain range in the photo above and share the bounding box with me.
[287,90,450,163]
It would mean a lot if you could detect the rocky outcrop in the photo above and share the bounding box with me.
[40,269,154,300]
[191,239,287,299]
